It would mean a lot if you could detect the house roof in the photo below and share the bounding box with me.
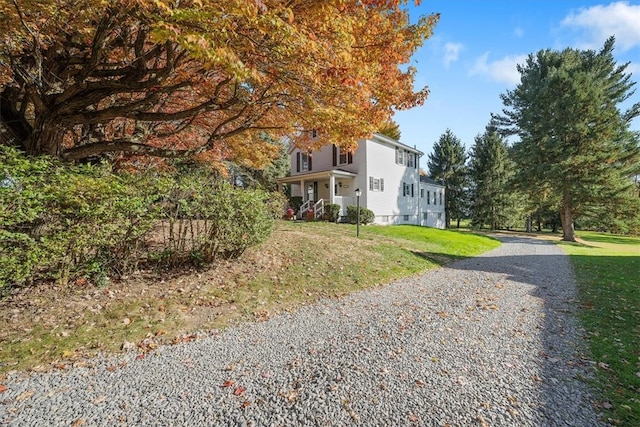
[370,133,423,156]
[286,132,423,156]
[420,175,444,187]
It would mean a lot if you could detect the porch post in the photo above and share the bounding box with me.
[300,179,306,201]
[329,174,335,204]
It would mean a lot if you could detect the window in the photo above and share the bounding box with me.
[411,183,414,197]
[420,188,424,198]
[439,192,443,205]
[423,212,428,220]
[406,153,414,168]
[427,191,431,204]
[404,214,409,221]
[433,192,437,205]
[333,145,353,166]
[369,177,384,192]
[301,152,310,171]
[395,148,404,165]
[296,151,312,172]
[382,215,389,223]
[403,182,411,197]
[438,213,442,219]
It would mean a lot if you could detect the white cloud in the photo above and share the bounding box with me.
[561,1,640,51]
[443,42,464,68]
[470,53,528,86]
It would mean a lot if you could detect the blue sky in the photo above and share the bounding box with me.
[394,0,640,162]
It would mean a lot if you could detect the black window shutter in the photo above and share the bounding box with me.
[333,145,337,166]
[296,152,300,172]
[411,184,414,197]
[348,151,353,164]
[402,182,406,196]
[380,178,384,192]
[308,152,312,171]
[369,176,373,190]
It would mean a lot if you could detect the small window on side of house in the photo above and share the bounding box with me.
[423,212,428,220]
[382,215,389,223]
[439,192,443,205]
[396,148,404,165]
[427,191,431,204]
[404,214,409,221]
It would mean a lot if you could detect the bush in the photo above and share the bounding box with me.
[151,169,277,266]
[324,204,341,222]
[0,148,279,288]
[0,147,159,288]
[346,205,375,225]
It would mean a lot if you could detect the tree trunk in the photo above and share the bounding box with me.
[26,117,64,158]
[561,188,576,241]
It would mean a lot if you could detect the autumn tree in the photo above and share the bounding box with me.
[0,0,439,167]
[427,129,468,227]
[468,125,522,230]
[378,119,402,141]
[495,38,640,241]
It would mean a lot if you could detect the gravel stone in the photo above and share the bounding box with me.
[0,235,604,426]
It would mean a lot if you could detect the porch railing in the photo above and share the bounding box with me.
[298,199,325,220]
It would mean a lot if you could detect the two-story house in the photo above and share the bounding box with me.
[277,133,445,228]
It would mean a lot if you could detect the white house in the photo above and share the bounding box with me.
[277,133,445,228]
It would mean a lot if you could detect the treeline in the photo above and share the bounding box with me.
[0,147,286,289]
[427,38,640,239]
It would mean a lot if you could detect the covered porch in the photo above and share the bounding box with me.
[277,170,358,218]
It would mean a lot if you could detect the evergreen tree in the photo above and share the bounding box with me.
[427,129,468,228]
[468,126,521,230]
[495,37,640,241]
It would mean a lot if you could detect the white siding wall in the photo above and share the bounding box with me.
[363,138,420,225]
[419,183,446,229]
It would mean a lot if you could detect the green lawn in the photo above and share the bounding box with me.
[559,232,640,426]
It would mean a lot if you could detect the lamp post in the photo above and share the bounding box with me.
[354,188,362,237]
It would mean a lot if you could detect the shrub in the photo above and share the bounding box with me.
[151,169,276,266]
[0,147,159,288]
[324,203,341,222]
[346,205,375,225]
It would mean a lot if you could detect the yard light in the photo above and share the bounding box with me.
[354,188,362,237]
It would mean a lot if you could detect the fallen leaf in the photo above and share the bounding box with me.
[136,354,145,360]
[221,380,235,388]
[603,401,613,409]
[598,362,611,371]
[241,400,251,408]
[0,385,7,393]
[233,387,246,396]
[71,419,85,427]
[16,390,33,401]
[408,414,418,422]
[415,379,425,386]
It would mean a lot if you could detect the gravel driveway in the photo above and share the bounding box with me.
[0,235,603,426]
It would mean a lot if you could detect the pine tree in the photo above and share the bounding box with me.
[495,37,640,241]
[468,126,521,230]
[427,129,468,227]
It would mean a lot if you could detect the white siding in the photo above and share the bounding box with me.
[363,138,420,225]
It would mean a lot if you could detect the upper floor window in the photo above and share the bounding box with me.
[406,153,414,168]
[296,151,312,172]
[333,145,353,166]
[427,191,431,204]
[439,191,443,205]
[395,148,404,165]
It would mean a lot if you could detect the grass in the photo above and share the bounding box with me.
[559,231,640,426]
[0,221,500,375]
